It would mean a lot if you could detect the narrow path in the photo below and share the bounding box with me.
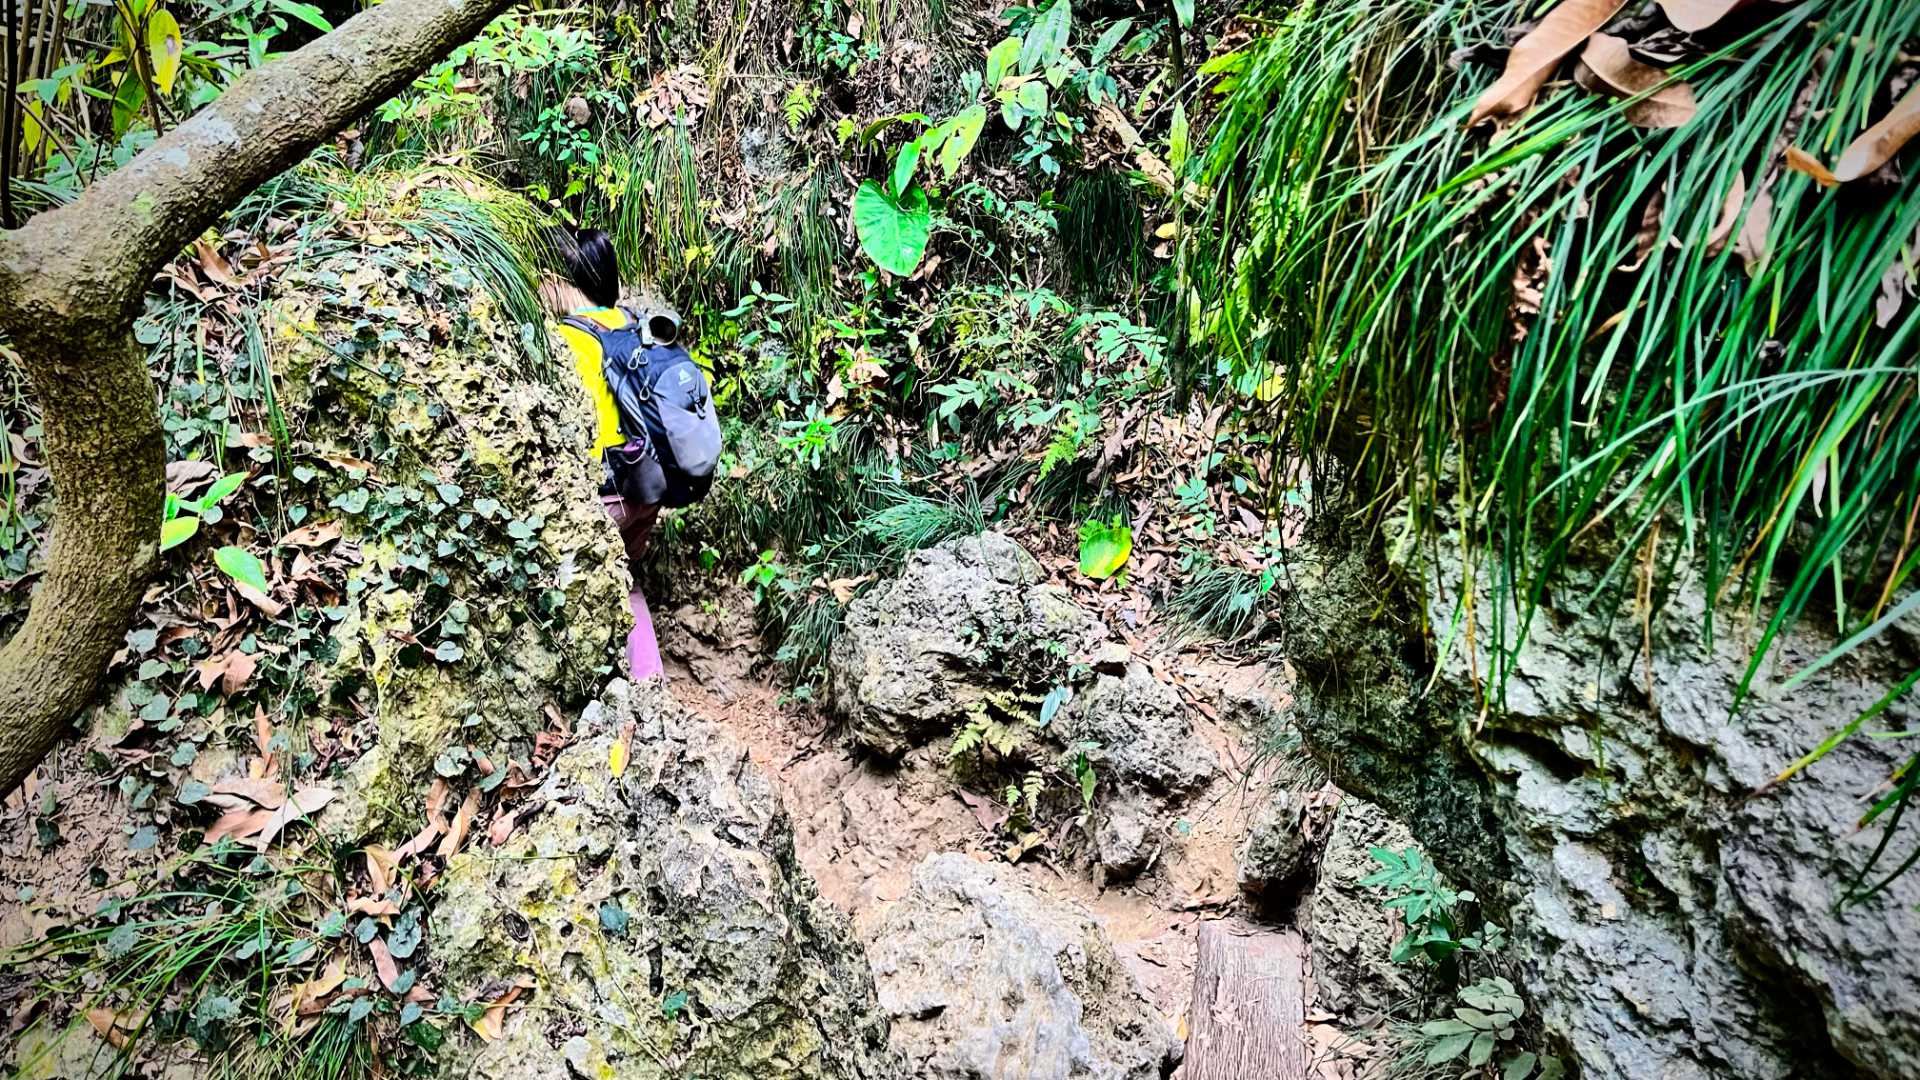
[653,594,1305,1038]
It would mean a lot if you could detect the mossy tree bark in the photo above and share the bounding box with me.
[0,0,516,796]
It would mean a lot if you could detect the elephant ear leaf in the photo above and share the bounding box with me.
[853,180,931,277]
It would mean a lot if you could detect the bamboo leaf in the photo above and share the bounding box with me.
[1470,0,1630,127]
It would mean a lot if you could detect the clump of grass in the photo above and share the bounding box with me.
[1191,0,1920,888]
[1165,558,1273,646]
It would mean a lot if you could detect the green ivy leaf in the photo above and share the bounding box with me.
[1169,100,1190,178]
[1425,1032,1474,1065]
[213,546,269,594]
[852,180,931,277]
[1503,1051,1539,1080]
[147,9,183,96]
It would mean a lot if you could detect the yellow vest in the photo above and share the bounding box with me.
[556,307,628,455]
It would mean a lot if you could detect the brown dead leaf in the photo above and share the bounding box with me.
[955,787,1011,833]
[1835,85,1920,183]
[435,787,481,859]
[233,580,288,619]
[488,809,520,846]
[1877,224,1918,328]
[1619,182,1668,272]
[468,976,535,1042]
[1574,33,1697,128]
[250,786,335,849]
[292,957,349,1018]
[1657,0,1751,33]
[367,937,403,992]
[204,805,276,844]
[347,896,403,917]
[196,649,259,697]
[85,1008,144,1050]
[1470,0,1630,127]
[366,845,397,895]
[210,776,288,810]
[194,240,246,288]
[279,520,344,548]
[165,460,218,492]
[1704,171,1748,255]
[1784,145,1841,188]
[1732,185,1774,272]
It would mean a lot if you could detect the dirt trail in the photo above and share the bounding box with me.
[655,597,1289,1024]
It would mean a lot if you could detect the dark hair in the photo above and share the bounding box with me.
[560,228,620,309]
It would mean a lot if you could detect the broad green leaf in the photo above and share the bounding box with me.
[1016,80,1048,117]
[201,471,248,508]
[1089,18,1133,66]
[1468,1032,1497,1068]
[1425,1032,1474,1065]
[160,516,199,552]
[939,105,987,178]
[985,37,1020,89]
[1077,516,1131,579]
[1504,1051,1539,1080]
[1038,685,1070,726]
[1169,100,1190,177]
[1172,0,1194,28]
[269,0,333,31]
[213,545,269,594]
[147,9,182,96]
[852,180,931,277]
[891,137,924,196]
[1018,0,1072,74]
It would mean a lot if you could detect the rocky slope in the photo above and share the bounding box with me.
[1285,513,1920,1079]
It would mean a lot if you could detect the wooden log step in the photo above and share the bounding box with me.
[1179,919,1309,1080]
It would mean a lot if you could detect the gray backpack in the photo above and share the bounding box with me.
[563,307,722,508]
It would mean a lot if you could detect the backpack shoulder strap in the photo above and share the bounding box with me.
[560,313,607,336]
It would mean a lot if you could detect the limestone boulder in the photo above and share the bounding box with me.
[431,681,897,1079]
[828,532,1105,757]
[869,853,1182,1080]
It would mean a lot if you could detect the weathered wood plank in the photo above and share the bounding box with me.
[1180,920,1309,1080]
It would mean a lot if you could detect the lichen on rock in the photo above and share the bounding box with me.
[431,680,897,1079]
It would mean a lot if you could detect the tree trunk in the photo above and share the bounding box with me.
[0,0,518,798]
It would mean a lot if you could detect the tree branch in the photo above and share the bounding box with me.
[0,0,516,797]
[3,0,516,311]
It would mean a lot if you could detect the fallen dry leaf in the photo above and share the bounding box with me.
[1574,33,1697,128]
[368,937,403,992]
[1704,171,1748,255]
[1657,0,1751,33]
[291,957,349,1017]
[435,787,481,859]
[204,805,276,844]
[365,845,398,896]
[1470,0,1630,128]
[609,720,634,778]
[233,580,287,619]
[468,976,535,1042]
[1835,84,1920,183]
[279,520,344,548]
[85,1008,144,1050]
[1784,145,1841,188]
[196,648,259,697]
[209,776,288,810]
[250,786,335,849]
[1732,184,1774,272]
[1619,181,1668,272]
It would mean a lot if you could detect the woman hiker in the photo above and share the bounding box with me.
[542,228,722,681]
